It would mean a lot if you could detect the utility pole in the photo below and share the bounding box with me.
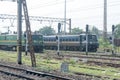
[17,0,22,64]
[69,19,71,34]
[103,0,107,41]
[64,0,66,34]
[86,24,89,55]
[0,0,22,65]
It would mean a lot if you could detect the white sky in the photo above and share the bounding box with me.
[0,0,120,33]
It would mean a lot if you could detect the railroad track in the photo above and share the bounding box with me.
[0,63,71,80]
[64,54,120,61]
[45,50,120,61]
[61,54,120,68]
[74,72,120,80]
[45,54,120,68]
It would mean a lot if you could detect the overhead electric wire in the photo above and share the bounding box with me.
[67,2,120,13]
[29,0,74,10]
[28,0,120,20]
[29,0,120,11]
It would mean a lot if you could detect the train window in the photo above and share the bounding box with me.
[47,39,49,41]
[72,38,74,41]
[80,35,86,41]
[60,38,62,41]
[50,38,52,41]
[82,36,86,41]
[47,38,49,41]
[46,38,48,41]
[76,38,78,41]
[66,38,68,41]
[51,38,53,41]
[88,35,97,41]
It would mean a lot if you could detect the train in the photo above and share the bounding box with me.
[114,38,120,47]
[0,33,43,52]
[43,34,99,52]
[0,33,99,52]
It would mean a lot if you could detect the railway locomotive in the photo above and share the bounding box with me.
[43,34,99,52]
[0,33,43,52]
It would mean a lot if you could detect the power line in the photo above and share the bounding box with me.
[73,12,120,20]
[29,1,120,17]
[29,0,74,10]
[0,14,70,22]
[29,0,120,11]
[67,2,120,13]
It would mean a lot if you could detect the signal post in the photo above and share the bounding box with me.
[56,23,61,56]
[112,25,116,55]
[86,24,89,55]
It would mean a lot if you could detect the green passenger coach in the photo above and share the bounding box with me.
[0,33,43,52]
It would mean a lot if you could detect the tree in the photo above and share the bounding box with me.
[114,24,120,38]
[39,26,55,35]
[71,27,83,34]
[90,26,100,38]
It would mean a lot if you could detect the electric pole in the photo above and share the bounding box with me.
[0,0,22,65]
[69,19,71,34]
[64,0,66,34]
[86,24,89,55]
[17,0,22,64]
[103,0,107,41]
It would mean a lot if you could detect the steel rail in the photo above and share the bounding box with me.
[0,63,71,80]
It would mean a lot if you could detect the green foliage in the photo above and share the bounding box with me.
[71,27,83,34]
[69,59,76,66]
[98,37,111,50]
[114,24,120,38]
[89,26,100,38]
[39,26,55,35]
[45,52,51,63]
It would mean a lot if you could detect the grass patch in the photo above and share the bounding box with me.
[0,50,120,79]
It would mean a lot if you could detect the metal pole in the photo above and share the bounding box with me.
[86,24,88,55]
[57,23,61,56]
[69,19,71,34]
[64,0,66,34]
[103,0,107,41]
[17,0,22,64]
[57,35,60,56]
[25,32,28,55]
[112,25,115,55]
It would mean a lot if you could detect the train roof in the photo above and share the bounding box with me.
[43,35,80,37]
[43,34,96,37]
[0,33,43,36]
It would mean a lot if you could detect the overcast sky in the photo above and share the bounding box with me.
[0,0,120,33]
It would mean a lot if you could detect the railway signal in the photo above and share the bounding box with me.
[112,25,115,55]
[57,23,61,56]
[56,35,60,56]
[58,23,61,33]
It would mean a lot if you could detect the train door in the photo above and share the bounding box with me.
[80,35,86,51]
